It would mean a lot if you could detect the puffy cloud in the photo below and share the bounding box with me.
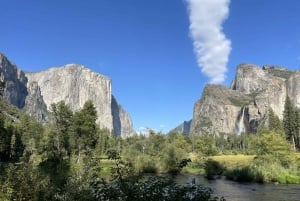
[186,0,231,84]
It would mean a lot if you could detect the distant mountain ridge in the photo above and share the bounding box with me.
[0,53,135,138]
[170,120,191,135]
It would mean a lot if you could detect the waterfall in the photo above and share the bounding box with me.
[236,107,246,135]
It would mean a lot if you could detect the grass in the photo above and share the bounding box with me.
[225,161,300,184]
[183,154,254,175]
[101,153,300,184]
[184,153,300,184]
[182,166,205,174]
[100,159,115,175]
[211,154,254,170]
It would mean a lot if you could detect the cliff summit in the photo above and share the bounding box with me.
[0,53,135,138]
[190,63,297,136]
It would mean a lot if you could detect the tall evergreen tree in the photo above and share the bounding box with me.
[16,114,44,162]
[71,100,98,162]
[283,96,297,150]
[294,109,300,149]
[268,107,284,135]
[0,113,11,161]
[50,101,73,157]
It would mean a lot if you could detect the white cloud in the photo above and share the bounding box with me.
[186,0,231,84]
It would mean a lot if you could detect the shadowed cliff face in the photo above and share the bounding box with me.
[0,53,135,138]
[24,81,48,122]
[111,95,135,138]
[0,54,28,108]
[170,120,192,135]
[190,63,295,136]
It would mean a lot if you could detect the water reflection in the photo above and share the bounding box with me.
[174,174,300,201]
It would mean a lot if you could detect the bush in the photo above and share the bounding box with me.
[225,158,300,184]
[90,175,224,201]
[135,155,158,173]
[159,145,186,174]
[204,160,225,179]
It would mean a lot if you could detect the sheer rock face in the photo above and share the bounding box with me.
[24,81,48,122]
[26,64,114,130]
[0,54,28,108]
[170,120,192,135]
[190,64,294,136]
[0,53,135,138]
[111,96,135,138]
[287,71,300,108]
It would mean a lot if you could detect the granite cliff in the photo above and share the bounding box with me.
[170,120,191,135]
[0,53,135,138]
[0,54,28,108]
[190,63,296,136]
[111,96,135,138]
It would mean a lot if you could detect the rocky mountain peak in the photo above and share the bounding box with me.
[0,53,135,138]
[26,63,113,130]
[190,63,298,136]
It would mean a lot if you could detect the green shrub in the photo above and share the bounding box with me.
[225,159,300,184]
[135,155,158,173]
[159,145,186,174]
[204,159,225,179]
[224,165,260,182]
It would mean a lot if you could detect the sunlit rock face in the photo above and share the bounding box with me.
[26,64,135,138]
[190,64,294,136]
[287,71,300,108]
[24,81,48,122]
[26,64,114,130]
[190,84,254,136]
[0,53,135,138]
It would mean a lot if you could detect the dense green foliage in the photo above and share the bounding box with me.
[2,94,300,200]
[283,96,300,150]
[0,99,223,200]
[224,129,299,183]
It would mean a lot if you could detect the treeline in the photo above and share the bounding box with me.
[1,94,300,199]
[0,100,223,201]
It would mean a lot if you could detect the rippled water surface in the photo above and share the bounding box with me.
[174,174,300,201]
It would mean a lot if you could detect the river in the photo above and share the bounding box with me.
[174,174,300,201]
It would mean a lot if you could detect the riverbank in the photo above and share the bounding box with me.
[182,154,300,184]
[177,174,300,201]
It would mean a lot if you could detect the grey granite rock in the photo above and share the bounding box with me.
[190,64,295,136]
[0,53,135,138]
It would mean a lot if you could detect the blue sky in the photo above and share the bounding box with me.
[1,0,300,133]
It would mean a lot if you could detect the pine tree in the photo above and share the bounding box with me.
[294,109,300,149]
[268,107,284,135]
[283,96,297,150]
[71,100,98,162]
[50,101,73,157]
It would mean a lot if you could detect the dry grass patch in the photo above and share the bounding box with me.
[210,155,255,170]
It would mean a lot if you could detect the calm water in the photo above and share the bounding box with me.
[174,174,300,201]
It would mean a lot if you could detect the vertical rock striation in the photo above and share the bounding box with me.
[111,95,135,138]
[0,53,135,138]
[190,63,295,136]
[26,64,114,130]
[24,81,48,122]
[0,53,28,108]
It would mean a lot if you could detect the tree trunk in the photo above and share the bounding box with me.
[292,135,296,151]
[77,144,81,164]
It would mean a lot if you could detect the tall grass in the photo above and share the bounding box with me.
[186,154,300,184]
[225,156,300,184]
